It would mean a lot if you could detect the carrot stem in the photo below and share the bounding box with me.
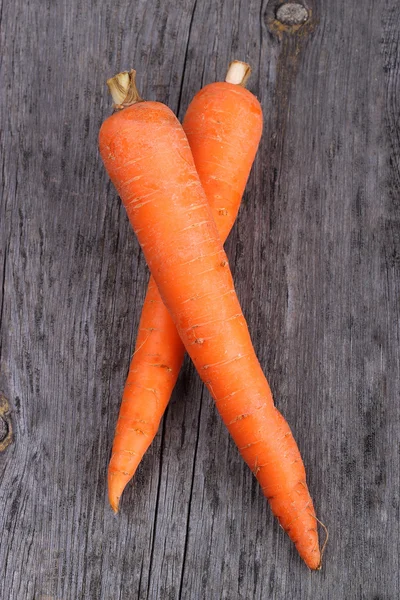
[225,60,252,86]
[107,69,143,109]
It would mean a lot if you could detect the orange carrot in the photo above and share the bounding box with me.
[108,61,259,514]
[99,68,321,569]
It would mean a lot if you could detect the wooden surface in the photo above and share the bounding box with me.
[1,0,399,598]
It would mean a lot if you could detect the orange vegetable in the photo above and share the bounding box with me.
[108,61,259,514]
[99,67,321,569]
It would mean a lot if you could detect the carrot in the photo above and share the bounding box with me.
[108,61,259,514]
[99,68,321,569]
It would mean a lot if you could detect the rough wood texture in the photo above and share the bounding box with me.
[1,0,399,597]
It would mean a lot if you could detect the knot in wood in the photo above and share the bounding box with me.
[0,393,12,450]
[276,3,308,26]
[0,416,8,443]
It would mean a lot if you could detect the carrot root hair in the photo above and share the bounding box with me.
[311,514,329,571]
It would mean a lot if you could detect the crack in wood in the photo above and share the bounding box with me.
[178,385,204,600]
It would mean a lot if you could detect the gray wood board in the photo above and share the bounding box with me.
[1,0,399,598]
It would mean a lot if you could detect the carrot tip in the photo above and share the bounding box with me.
[108,481,121,513]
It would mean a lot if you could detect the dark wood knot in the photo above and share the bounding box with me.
[0,393,12,451]
[0,416,8,442]
[276,3,309,26]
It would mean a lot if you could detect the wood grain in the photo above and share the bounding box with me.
[1,0,399,598]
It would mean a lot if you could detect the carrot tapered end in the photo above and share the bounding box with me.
[108,469,131,513]
[303,550,321,571]
[109,492,120,513]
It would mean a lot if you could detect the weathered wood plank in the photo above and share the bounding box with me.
[1,0,399,598]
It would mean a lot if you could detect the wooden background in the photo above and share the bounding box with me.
[1,0,399,598]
